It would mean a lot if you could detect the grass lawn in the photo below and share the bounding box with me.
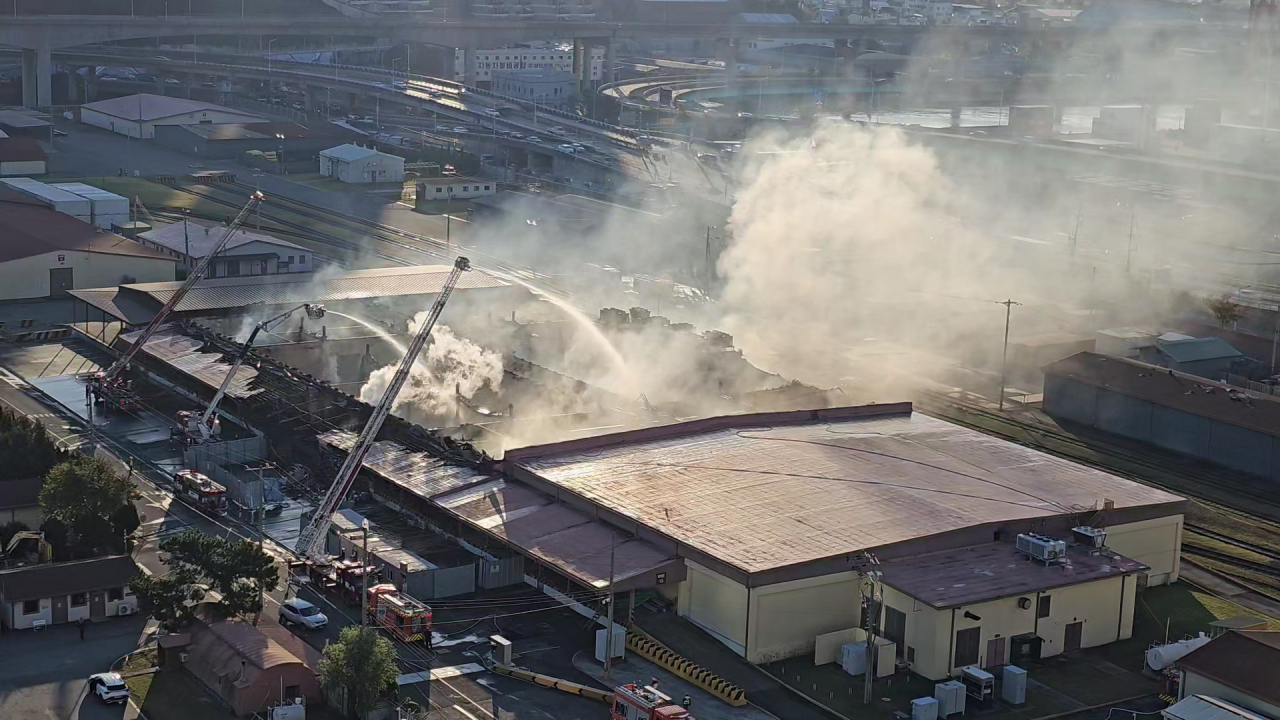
[122,648,231,720]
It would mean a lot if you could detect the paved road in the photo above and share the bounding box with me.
[0,613,148,720]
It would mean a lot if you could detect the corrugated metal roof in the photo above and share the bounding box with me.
[510,411,1185,575]
[1156,336,1243,363]
[319,431,678,588]
[124,265,508,313]
[81,94,265,123]
[1164,696,1272,720]
[120,326,261,398]
[67,288,158,326]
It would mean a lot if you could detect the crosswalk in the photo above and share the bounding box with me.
[0,368,28,389]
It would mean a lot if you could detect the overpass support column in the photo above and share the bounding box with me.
[950,106,962,127]
[605,37,617,85]
[21,47,52,109]
[463,40,478,86]
[723,40,740,91]
[572,39,587,92]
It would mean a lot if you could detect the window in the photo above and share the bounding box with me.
[287,255,294,264]
[954,626,981,668]
[70,593,87,607]
[484,185,491,191]
[299,255,306,264]
[436,187,443,193]
[225,260,240,277]
[1037,595,1051,619]
[22,599,39,615]
[108,587,123,602]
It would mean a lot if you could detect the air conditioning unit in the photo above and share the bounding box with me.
[118,604,133,616]
[179,652,190,663]
[1016,533,1066,562]
[1072,526,1107,548]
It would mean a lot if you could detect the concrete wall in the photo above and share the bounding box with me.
[0,249,174,300]
[677,560,748,655]
[0,160,46,176]
[747,570,863,663]
[1181,672,1280,719]
[1044,374,1280,483]
[884,573,1138,681]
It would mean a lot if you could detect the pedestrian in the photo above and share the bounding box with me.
[682,694,692,710]
[77,617,86,641]
[650,677,660,690]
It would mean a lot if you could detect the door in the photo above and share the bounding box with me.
[49,268,73,298]
[51,596,67,625]
[985,637,1006,668]
[1064,622,1083,652]
[883,606,907,657]
[89,591,106,619]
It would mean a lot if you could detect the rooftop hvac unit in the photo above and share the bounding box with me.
[1016,533,1067,563]
[912,697,939,720]
[1002,665,1027,705]
[934,680,966,717]
[1072,526,1108,548]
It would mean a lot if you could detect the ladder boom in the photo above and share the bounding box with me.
[103,192,264,383]
[295,257,470,560]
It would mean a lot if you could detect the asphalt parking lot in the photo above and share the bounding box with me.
[0,615,148,720]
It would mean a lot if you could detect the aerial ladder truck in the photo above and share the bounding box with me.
[173,302,326,444]
[90,192,266,412]
[291,256,471,642]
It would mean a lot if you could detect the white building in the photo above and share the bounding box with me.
[137,219,312,277]
[50,183,130,230]
[319,144,406,184]
[950,3,991,24]
[492,69,577,107]
[0,556,140,630]
[80,94,266,140]
[903,0,953,23]
[0,197,175,299]
[456,43,605,84]
[417,176,496,202]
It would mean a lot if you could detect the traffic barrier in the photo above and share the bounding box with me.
[625,629,747,706]
[491,664,614,704]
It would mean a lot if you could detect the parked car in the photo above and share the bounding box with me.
[88,673,129,705]
[279,598,327,630]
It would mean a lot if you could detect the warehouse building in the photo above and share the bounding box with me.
[154,121,359,161]
[319,144,405,184]
[1136,335,1246,380]
[1043,352,1280,482]
[0,191,176,300]
[329,403,1185,678]
[80,94,266,140]
[0,137,47,176]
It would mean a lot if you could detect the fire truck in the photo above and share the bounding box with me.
[332,558,378,606]
[611,684,694,720]
[172,470,228,515]
[366,583,432,645]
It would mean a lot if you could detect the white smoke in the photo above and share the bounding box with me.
[359,321,504,425]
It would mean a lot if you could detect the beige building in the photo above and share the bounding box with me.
[80,94,266,140]
[504,404,1186,676]
[1176,630,1280,719]
[0,192,176,300]
[0,556,139,630]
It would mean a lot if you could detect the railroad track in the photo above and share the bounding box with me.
[1181,546,1280,580]
[1185,523,1280,564]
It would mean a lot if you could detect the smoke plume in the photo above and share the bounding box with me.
[359,321,504,425]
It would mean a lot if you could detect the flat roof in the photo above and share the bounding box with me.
[0,192,172,264]
[0,111,51,129]
[0,137,47,163]
[877,541,1147,609]
[71,265,509,321]
[506,406,1184,576]
[81,94,265,123]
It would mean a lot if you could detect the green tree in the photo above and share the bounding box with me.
[320,626,400,717]
[130,530,278,623]
[129,570,206,630]
[39,457,139,558]
[0,408,67,481]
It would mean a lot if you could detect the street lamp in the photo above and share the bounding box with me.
[997,299,1021,410]
[275,133,286,175]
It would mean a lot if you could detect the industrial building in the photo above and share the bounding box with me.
[153,121,359,161]
[1136,335,1245,380]
[0,190,175,300]
[319,144,406,184]
[79,94,266,140]
[324,403,1183,678]
[136,219,312,277]
[48,183,129,230]
[1043,352,1280,482]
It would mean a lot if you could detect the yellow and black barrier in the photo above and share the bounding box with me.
[492,664,614,705]
[626,629,747,707]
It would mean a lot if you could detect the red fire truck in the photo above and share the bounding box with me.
[366,583,432,645]
[611,683,694,720]
[173,470,228,515]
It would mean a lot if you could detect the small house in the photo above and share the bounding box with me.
[0,555,139,630]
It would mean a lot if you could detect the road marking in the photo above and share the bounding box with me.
[397,663,485,685]
[0,367,28,388]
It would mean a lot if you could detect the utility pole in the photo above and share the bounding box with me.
[1069,202,1082,256]
[705,226,713,284]
[183,209,190,276]
[853,552,881,705]
[446,190,452,249]
[604,532,617,679]
[253,466,265,626]
[360,519,370,627]
[998,299,1021,411]
[1271,309,1279,377]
